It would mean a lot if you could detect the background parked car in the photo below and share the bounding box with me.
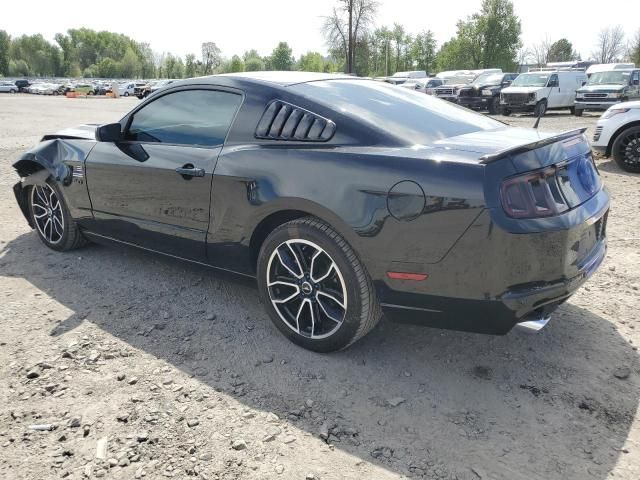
[500,69,587,116]
[399,77,443,94]
[14,79,30,92]
[458,72,518,114]
[574,69,640,116]
[0,81,18,93]
[591,100,640,172]
[384,70,427,85]
[117,81,146,97]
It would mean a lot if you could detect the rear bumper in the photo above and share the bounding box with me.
[381,239,604,334]
[376,191,610,335]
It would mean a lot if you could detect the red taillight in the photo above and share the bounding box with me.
[500,166,569,219]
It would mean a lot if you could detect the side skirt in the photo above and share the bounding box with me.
[82,231,256,280]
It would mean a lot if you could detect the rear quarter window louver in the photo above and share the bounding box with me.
[255,100,336,142]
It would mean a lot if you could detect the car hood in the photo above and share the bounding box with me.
[578,84,625,93]
[501,86,543,94]
[41,124,99,141]
[460,83,499,91]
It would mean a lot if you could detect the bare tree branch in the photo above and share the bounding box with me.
[592,26,626,63]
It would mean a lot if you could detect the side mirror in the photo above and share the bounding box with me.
[634,79,639,86]
[502,81,512,87]
[97,122,123,142]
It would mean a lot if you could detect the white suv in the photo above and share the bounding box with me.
[592,101,640,172]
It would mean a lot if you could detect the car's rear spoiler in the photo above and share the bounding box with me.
[479,128,587,164]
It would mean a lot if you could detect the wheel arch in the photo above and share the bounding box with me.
[606,120,640,157]
[12,160,55,228]
[248,201,361,272]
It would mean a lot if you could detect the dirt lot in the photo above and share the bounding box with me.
[0,95,639,480]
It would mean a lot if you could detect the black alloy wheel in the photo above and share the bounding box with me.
[612,126,640,173]
[257,217,381,352]
[28,179,89,251]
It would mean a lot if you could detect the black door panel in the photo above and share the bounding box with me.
[85,142,219,260]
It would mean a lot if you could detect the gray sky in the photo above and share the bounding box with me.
[3,0,638,61]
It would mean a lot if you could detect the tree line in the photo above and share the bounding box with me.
[0,28,337,79]
[1,0,639,80]
[325,0,640,76]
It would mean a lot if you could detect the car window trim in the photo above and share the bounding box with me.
[120,85,245,149]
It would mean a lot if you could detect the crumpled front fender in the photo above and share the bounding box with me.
[12,137,97,228]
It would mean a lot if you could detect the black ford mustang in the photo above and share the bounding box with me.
[12,72,609,352]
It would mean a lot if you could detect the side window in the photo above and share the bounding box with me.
[548,74,559,87]
[633,71,640,85]
[127,89,242,147]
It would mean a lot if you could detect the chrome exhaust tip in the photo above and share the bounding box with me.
[516,314,551,333]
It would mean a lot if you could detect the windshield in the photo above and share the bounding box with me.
[472,73,504,85]
[291,79,502,144]
[587,71,630,85]
[511,73,549,87]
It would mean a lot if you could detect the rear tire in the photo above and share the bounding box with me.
[257,217,381,352]
[500,107,511,116]
[612,126,640,173]
[27,178,89,251]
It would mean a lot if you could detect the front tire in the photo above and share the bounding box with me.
[257,217,381,352]
[574,108,583,117]
[500,106,511,116]
[612,126,640,173]
[534,100,547,117]
[28,179,89,251]
[124,92,129,97]
[488,97,499,115]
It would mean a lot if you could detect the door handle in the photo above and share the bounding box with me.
[176,164,205,178]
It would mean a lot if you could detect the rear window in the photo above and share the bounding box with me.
[290,79,502,144]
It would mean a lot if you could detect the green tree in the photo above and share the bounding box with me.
[9,34,62,76]
[120,47,141,78]
[411,30,437,74]
[547,38,577,62]
[475,0,522,70]
[163,54,185,78]
[0,30,11,76]
[436,37,474,71]
[298,51,324,72]
[392,23,406,72]
[270,42,294,70]
[437,0,521,72]
[136,42,156,78]
[243,49,264,71]
[9,59,30,76]
[185,53,198,77]
[95,58,118,78]
[229,55,245,72]
[245,56,265,71]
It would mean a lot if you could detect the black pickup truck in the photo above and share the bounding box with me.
[458,72,518,114]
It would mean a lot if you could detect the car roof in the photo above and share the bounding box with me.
[199,71,359,87]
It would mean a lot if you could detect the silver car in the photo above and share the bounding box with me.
[0,81,18,93]
[399,78,444,94]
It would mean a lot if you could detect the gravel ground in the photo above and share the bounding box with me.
[0,95,639,480]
